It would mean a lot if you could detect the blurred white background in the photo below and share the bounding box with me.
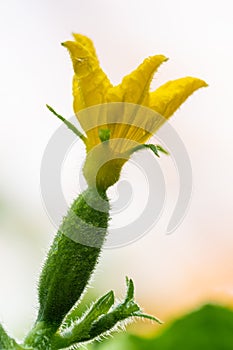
[0,0,233,340]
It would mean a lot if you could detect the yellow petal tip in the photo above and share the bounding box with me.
[151,54,169,63]
[193,77,209,89]
[61,41,73,49]
[149,76,208,119]
[187,76,208,86]
[72,33,90,41]
[202,80,208,87]
[161,55,169,62]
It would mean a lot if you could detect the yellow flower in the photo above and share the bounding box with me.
[59,34,207,190]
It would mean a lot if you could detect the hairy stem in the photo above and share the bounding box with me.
[0,324,24,349]
[24,186,109,348]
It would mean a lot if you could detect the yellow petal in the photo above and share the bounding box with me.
[62,40,112,114]
[72,33,98,60]
[149,77,208,119]
[62,41,97,77]
[107,55,167,104]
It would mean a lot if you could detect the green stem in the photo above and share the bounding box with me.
[24,186,109,348]
[0,324,24,350]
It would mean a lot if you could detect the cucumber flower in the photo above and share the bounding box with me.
[2,35,208,350]
[50,34,207,191]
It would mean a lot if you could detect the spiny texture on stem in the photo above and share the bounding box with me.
[37,187,109,328]
[0,324,24,349]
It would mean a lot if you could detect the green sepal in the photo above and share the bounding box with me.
[144,144,160,157]
[132,312,163,324]
[46,104,87,143]
[78,277,161,343]
[126,143,169,158]
[51,291,114,349]
[125,276,134,302]
[65,290,114,326]
[155,144,169,155]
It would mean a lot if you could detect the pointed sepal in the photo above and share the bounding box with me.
[126,143,169,158]
[51,291,115,349]
[82,277,161,342]
[46,104,87,142]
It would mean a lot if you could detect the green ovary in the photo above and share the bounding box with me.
[25,187,109,349]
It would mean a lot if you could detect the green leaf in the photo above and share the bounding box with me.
[51,291,114,349]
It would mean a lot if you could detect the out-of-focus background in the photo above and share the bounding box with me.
[0,0,233,345]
